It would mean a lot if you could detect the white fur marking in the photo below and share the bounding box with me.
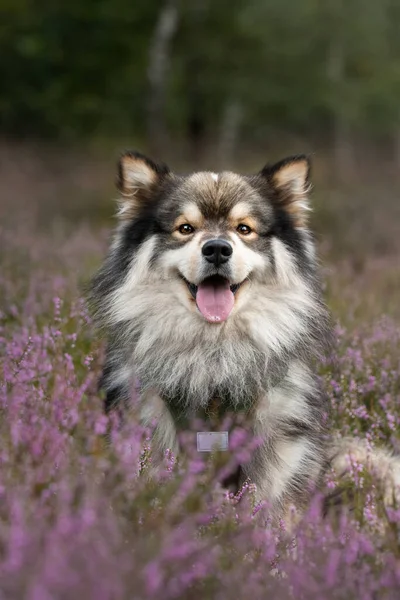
[140,390,178,453]
[270,438,316,502]
[256,361,315,425]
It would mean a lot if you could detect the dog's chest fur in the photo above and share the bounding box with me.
[97,249,330,517]
[137,354,328,513]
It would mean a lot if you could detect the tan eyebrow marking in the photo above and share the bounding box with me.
[176,202,204,226]
[172,202,205,238]
[228,202,259,233]
[229,201,253,221]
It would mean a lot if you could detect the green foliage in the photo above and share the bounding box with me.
[1,0,400,141]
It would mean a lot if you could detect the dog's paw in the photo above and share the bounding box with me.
[329,436,400,508]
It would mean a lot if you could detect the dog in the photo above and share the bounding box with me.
[89,151,400,522]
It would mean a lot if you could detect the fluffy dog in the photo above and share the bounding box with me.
[90,151,400,520]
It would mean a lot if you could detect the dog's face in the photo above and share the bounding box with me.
[113,152,314,325]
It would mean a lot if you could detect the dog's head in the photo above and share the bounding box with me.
[110,151,315,325]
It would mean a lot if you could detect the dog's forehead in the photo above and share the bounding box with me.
[175,171,263,218]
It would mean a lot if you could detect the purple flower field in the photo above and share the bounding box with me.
[1,190,400,599]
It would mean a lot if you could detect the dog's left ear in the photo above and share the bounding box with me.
[260,155,311,225]
[116,151,170,220]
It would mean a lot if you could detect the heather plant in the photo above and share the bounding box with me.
[1,213,400,600]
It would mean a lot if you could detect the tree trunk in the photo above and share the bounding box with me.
[147,0,179,155]
[185,54,206,165]
[217,99,243,170]
[184,0,210,165]
[326,2,354,181]
[393,126,400,172]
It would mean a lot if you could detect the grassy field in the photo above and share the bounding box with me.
[1,146,400,598]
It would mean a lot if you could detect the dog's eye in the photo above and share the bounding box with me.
[237,224,252,235]
[178,224,195,235]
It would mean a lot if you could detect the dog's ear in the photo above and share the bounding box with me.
[116,151,170,219]
[260,155,311,226]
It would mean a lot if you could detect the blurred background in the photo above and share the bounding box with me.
[1,0,400,265]
[2,6,400,594]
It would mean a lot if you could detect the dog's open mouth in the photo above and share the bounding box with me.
[182,274,244,323]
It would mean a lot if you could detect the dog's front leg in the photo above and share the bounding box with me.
[100,353,134,415]
[241,433,325,526]
[139,389,179,469]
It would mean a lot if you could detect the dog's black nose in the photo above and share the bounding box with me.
[202,239,233,266]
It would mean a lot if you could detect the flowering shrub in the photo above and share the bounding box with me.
[1,219,400,599]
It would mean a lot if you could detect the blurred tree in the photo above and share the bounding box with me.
[0,0,159,138]
[0,0,400,169]
[147,0,179,154]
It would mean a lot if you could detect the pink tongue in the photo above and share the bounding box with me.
[196,278,234,323]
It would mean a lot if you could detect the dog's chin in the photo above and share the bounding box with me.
[179,273,247,324]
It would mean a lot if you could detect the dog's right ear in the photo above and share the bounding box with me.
[116,151,170,220]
